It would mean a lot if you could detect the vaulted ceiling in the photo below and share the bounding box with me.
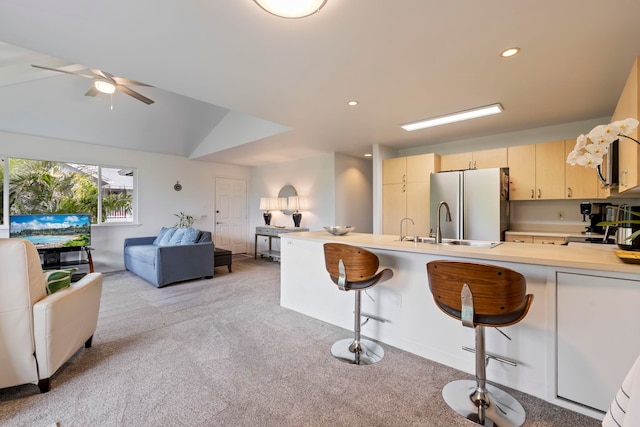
[0,1,639,167]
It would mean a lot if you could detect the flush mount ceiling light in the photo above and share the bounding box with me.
[401,103,503,132]
[253,0,327,18]
[501,47,520,58]
[347,100,359,106]
[94,80,116,94]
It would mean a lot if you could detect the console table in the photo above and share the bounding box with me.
[255,226,308,260]
[38,246,94,281]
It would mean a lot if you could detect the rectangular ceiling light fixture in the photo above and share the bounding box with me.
[401,103,503,132]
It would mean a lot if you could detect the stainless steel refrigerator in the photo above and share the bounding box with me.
[429,168,509,241]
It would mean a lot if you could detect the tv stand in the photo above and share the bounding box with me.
[38,246,94,280]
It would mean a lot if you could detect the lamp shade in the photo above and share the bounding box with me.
[288,196,304,211]
[253,0,327,18]
[259,197,269,210]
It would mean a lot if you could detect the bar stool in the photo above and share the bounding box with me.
[426,260,533,427]
[323,243,393,365]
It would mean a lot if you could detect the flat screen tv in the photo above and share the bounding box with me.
[10,214,91,249]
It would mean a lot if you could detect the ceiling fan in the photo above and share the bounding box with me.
[31,64,155,105]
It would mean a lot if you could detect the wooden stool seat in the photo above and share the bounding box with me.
[427,260,533,427]
[323,243,393,365]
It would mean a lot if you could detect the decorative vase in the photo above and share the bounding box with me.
[263,211,272,226]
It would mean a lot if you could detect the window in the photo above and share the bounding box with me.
[7,157,135,224]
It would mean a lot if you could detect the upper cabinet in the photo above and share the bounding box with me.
[565,139,607,199]
[508,141,565,200]
[382,153,440,237]
[612,57,640,194]
[440,148,507,171]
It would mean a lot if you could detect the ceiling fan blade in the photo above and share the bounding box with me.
[31,64,94,79]
[84,86,99,97]
[117,84,154,105]
[112,76,153,87]
[89,68,111,80]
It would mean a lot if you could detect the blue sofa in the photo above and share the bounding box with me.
[124,227,214,287]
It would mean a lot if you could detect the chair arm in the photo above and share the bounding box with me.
[32,272,103,378]
[124,236,156,248]
[156,242,214,280]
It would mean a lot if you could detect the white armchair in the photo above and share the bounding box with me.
[0,238,103,392]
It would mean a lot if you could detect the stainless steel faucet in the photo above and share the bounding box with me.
[400,217,415,241]
[435,201,452,243]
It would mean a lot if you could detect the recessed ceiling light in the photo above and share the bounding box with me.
[501,47,520,58]
[347,100,359,106]
[401,103,503,132]
[364,153,372,157]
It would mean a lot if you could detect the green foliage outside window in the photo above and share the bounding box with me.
[7,158,133,224]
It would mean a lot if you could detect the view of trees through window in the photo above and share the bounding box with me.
[6,158,134,224]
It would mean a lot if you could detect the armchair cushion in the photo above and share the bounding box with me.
[156,227,177,246]
[43,268,77,295]
[167,228,187,245]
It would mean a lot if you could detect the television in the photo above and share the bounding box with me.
[9,214,91,250]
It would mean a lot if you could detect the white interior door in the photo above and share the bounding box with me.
[215,177,247,254]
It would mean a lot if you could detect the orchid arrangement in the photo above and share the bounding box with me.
[566,118,640,168]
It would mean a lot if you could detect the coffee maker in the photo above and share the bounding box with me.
[580,202,612,235]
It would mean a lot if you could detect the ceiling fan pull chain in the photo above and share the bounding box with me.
[110,92,113,111]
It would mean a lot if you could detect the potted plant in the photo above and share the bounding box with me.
[174,211,195,228]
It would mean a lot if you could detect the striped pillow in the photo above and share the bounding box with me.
[43,268,77,295]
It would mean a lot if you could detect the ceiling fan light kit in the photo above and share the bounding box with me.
[31,64,155,105]
[94,80,116,94]
[253,0,327,18]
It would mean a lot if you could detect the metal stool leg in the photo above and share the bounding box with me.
[331,289,384,365]
[442,326,526,426]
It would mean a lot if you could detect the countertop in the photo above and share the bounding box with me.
[281,231,638,274]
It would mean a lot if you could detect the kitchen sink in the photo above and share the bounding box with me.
[408,236,502,248]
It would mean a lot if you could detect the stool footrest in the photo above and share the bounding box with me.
[462,346,517,367]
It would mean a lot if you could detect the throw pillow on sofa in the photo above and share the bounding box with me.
[153,227,172,245]
[168,228,187,245]
[43,268,77,295]
[180,228,200,245]
[156,227,177,246]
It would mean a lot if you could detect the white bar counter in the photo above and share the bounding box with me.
[280,231,640,420]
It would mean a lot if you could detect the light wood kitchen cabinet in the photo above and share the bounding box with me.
[564,139,600,199]
[532,236,565,245]
[508,141,565,200]
[611,56,640,193]
[505,234,534,243]
[382,153,439,237]
[440,148,507,171]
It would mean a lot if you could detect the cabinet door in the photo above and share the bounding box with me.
[473,148,508,169]
[382,183,406,235]
[440,152,472,171]
[505,234,534,243]
[406,153,437,183]
[535,140,565,200]
[612,57,639,193]
[564,139,599,199]
[557,272,640,411]
[406,181,430,237]
[507,145,536,200]
[382,157,406,185]
[532,236,565,245]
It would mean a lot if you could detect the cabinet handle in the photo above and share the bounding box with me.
[540,241,555,245]
[567,187,572,198]
[513,239,526,243]
[402,184,406,193]
[622,169,629,187]
[473,160,477,169]
[402,174,406,183]
[468,161,472,169]
[530,189,534,199]
[537,189,541,199]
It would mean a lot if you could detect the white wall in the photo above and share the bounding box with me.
[0,131,250,272]
[334,153,373,233]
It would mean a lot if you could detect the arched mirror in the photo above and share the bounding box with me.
[278,185,297,215]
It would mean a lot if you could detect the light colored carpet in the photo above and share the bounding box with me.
[0,256,600,426]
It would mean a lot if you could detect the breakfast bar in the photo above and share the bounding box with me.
[279,231,640,420]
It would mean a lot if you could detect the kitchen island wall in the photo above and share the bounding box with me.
[280,231,640,420]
